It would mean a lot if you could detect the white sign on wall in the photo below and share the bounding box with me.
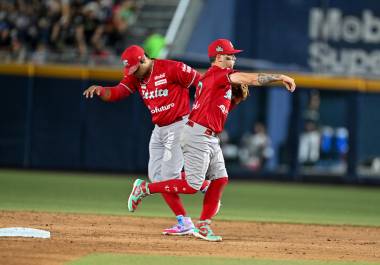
[308,8,380,76]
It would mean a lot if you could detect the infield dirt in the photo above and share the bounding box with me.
[0,211,379,265]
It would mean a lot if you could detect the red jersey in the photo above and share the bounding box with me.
[103,59,200,126]
[189,65,236,133]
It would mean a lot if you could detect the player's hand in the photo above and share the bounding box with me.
[280,75,296,93]
[83,85,102,98]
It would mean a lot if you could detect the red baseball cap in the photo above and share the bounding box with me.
[208,39,243,57]
[120,45,145,75]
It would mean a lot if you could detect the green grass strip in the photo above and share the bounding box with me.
[0,169,379,226]
[67,253,380,265]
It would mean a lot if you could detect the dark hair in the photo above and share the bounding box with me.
[209,56,216,63]
[140,53,151,64]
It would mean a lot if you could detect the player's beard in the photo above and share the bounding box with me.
[134,60,153,79]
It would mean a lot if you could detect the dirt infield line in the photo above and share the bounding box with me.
[0,211,379,265]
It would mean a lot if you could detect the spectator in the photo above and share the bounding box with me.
[318,126,348,172]
[31,42,48,64]
[113,0,137,33]
[219,130,239,163]
[239,122,273,171]
[0,22,12,55]
[109,0,137,52]
[298,90,321,165]
[0,0,139,62]
[75,1,105,57]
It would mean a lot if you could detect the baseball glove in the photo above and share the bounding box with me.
[231,83,249,103]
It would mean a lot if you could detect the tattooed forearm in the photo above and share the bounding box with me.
[257,73,282,85]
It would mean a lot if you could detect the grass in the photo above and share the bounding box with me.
[0,169,379,226]
[68,253,380,265]
[1,169,379,265]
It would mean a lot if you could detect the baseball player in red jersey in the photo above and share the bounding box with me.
[83,45,210,236]
[127,39,296,241]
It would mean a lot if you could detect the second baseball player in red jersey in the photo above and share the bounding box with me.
[186,39,295,241]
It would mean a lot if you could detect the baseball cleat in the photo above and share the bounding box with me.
[192,219,222,242]
[162,215,195,236]
[127,179,149,212]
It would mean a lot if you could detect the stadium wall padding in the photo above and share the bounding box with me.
[1,64,380,178]
[0,73,152,172]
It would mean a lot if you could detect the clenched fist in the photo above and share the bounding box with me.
[280,75,296,93]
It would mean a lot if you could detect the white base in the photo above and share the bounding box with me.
[0,227,50,238]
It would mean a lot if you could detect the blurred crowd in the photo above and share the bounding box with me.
[220,122,273,172]
[0,0,139,63]
[298,91,349,172]
[219,91,351,175]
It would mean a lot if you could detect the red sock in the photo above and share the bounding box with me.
[200,177,228,220]
[148,179,197,194]
[161,193,186,216]
[200,179,210,191]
